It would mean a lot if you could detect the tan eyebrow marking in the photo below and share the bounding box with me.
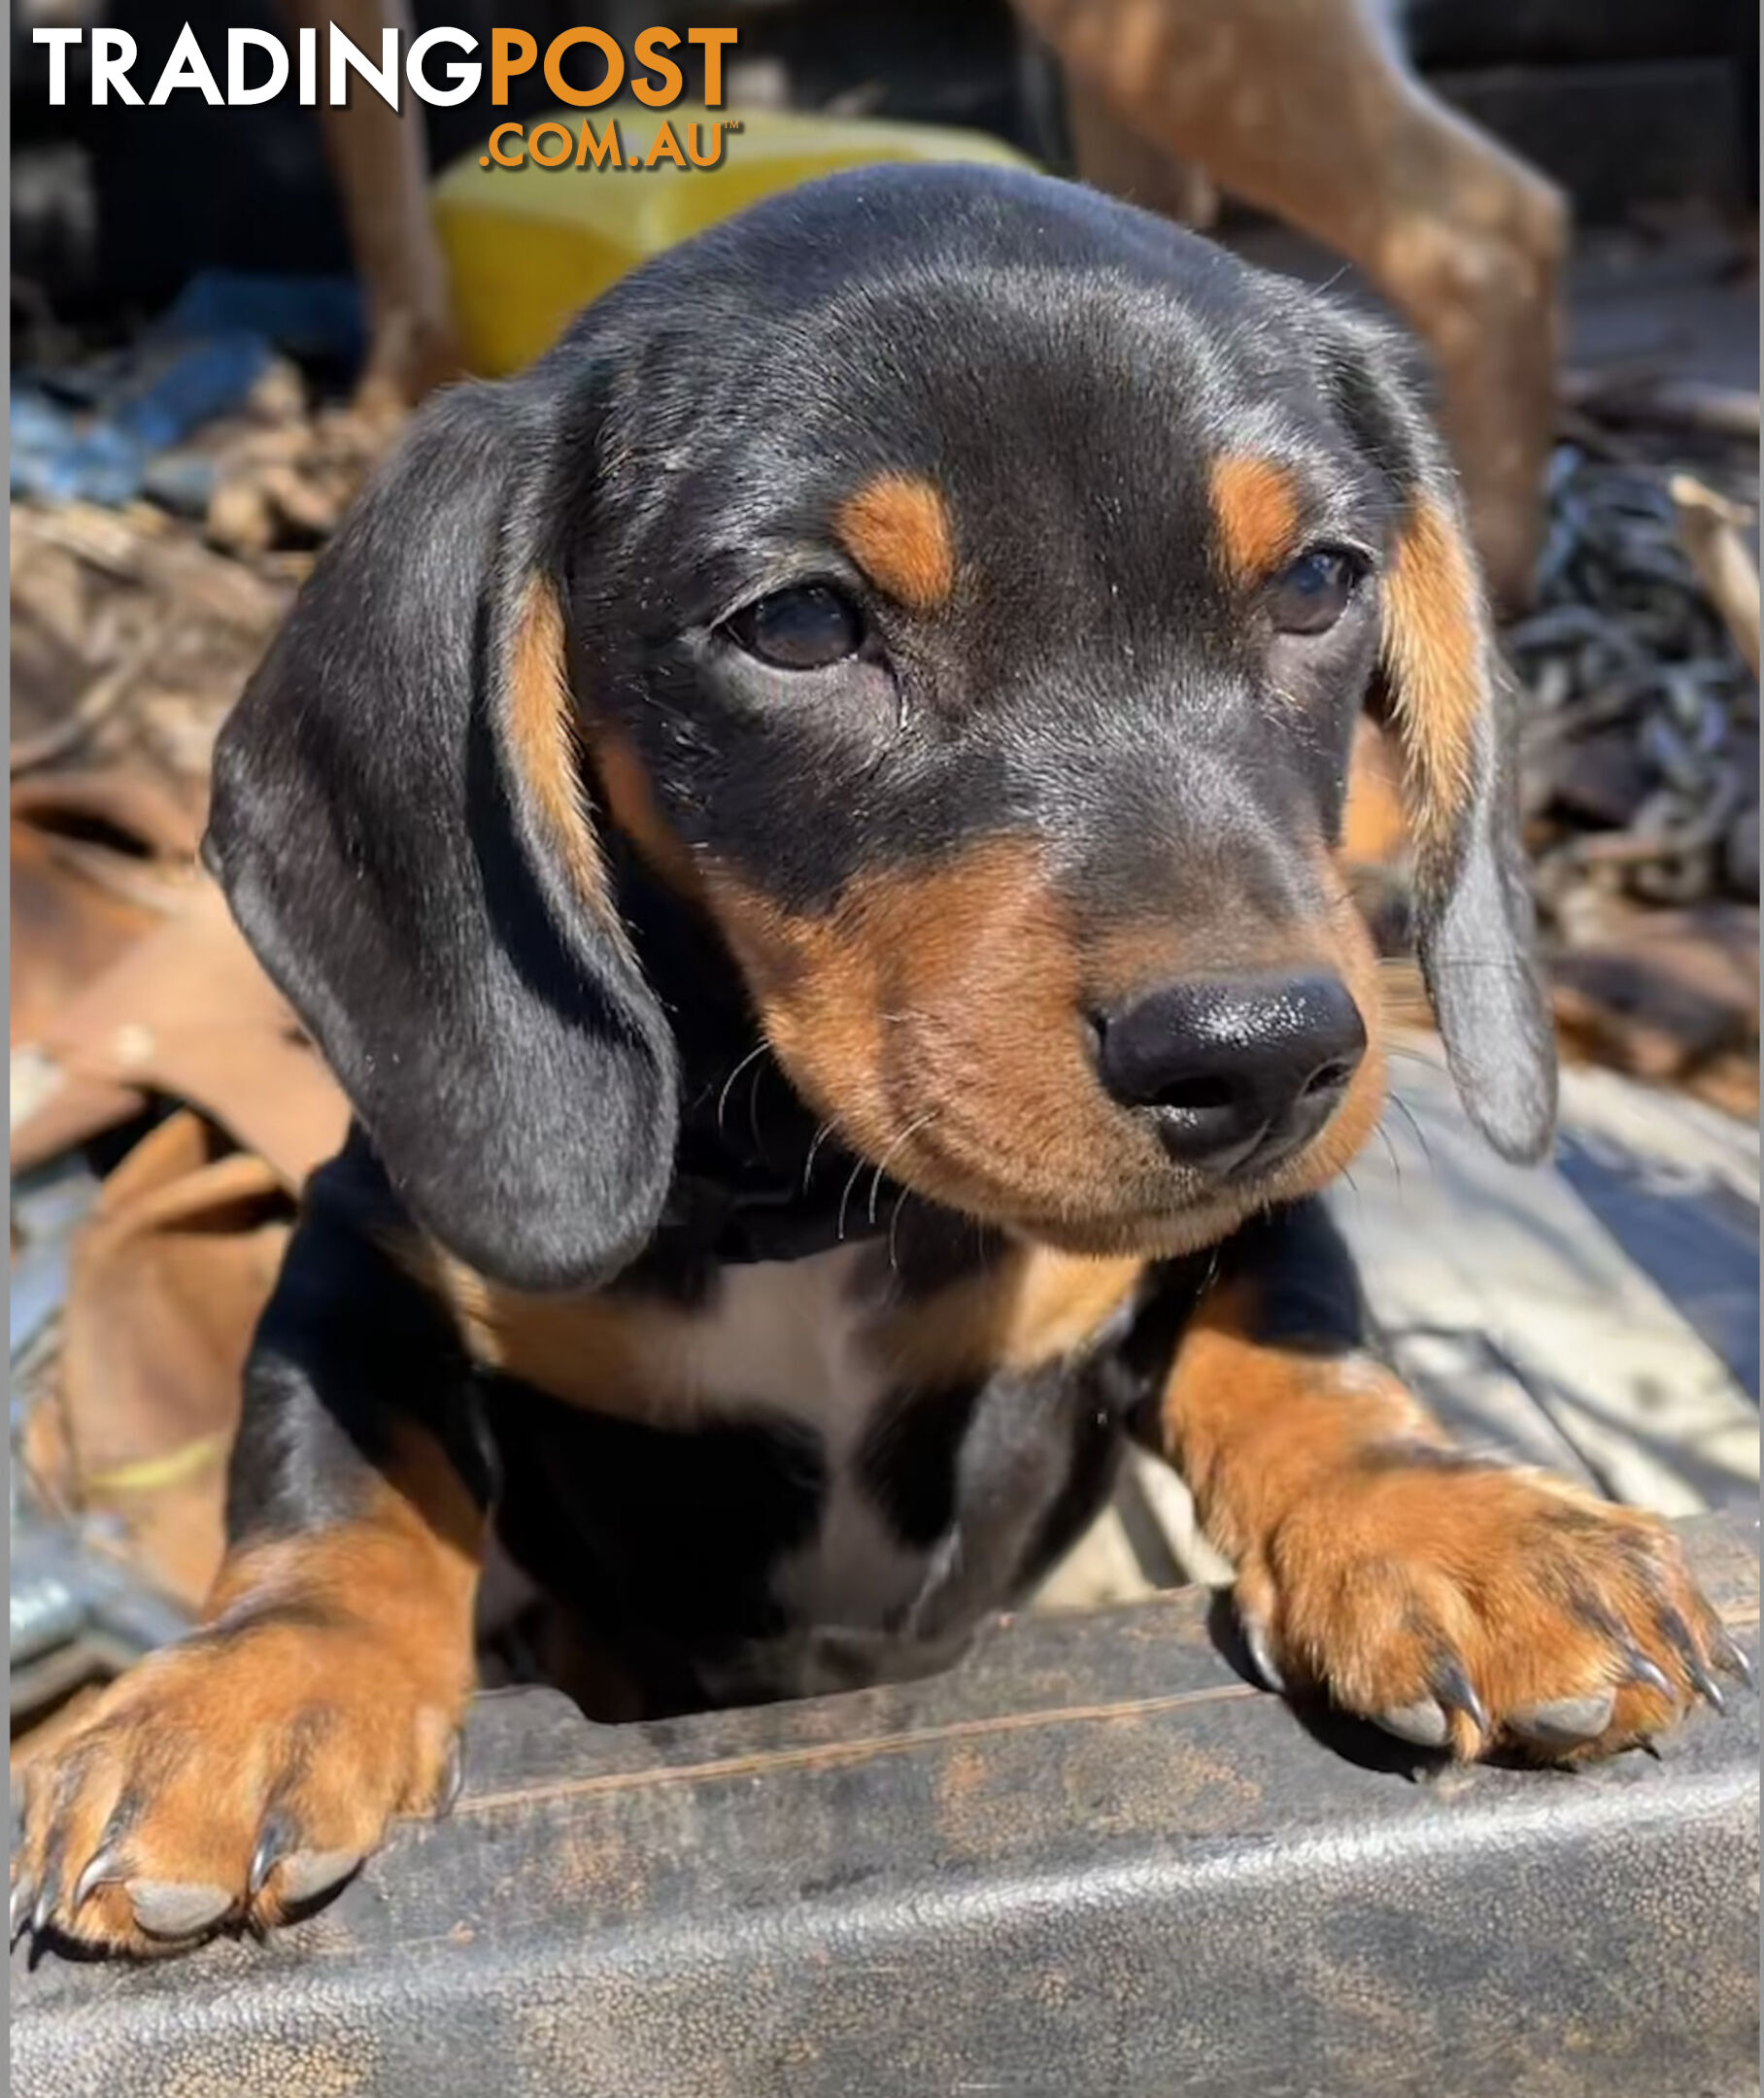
[833,472,958,611]
[1209,455,1303,581]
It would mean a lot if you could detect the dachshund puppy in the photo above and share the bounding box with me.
[13,166,1737,1956]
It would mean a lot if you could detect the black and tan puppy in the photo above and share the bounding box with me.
[14,166,1740,1955]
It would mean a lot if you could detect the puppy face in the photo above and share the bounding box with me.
[585,313,1388,1249]
[208,168,1553,1288]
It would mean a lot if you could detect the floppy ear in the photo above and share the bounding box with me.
[1324,322,1557,1163]
[205,376,679,1289]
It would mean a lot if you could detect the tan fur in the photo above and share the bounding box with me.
[502,578,613,920]
[704,839,1119,1235]
[1160,1281,1432,1558]
[1158,1281,1727,1761]
[406,1235,693,1419]
[1340,715,1408,868]
[879,1245,1146,1391]
[414,1226,1144,1436]
[1209,456,1301,581]
[704,833,1388,1259]
[1009,0,1566,612]
[11,1427,481,1954]
[834,473,958,611]
[590,725,706,899]
[1299,847,1390,1187]
[1379,495,1486,861]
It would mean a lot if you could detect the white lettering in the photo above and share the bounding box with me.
[228,28,288,106]
[329,24,399,110]
[33,27,82,107]
[407,26,479,107]
[92,28,143,107]
[150,21,223,105]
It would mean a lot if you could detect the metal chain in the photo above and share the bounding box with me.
[1510,446,1757,913]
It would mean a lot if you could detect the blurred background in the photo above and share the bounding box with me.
[10,1,1759,1747]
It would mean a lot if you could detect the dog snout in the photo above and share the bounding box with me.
[1093,971,1366,1177]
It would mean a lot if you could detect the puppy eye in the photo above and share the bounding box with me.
[1266,548,1364,635]
[725,585,864,669]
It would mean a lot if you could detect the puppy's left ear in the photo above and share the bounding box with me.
[1324,320,1557,1163]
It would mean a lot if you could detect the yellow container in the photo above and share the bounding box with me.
[433,102,1037,377]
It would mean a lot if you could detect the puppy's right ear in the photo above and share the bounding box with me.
[206,378,678,1290]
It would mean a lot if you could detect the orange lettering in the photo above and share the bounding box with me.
[490,28,534,106]
[543,26,623,108]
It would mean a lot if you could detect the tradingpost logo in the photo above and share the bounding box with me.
[34,21,745,171]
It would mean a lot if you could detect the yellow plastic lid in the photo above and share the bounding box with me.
[433,101,1037,376]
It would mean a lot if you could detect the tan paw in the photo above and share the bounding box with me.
[12,1605,464,1957]
[1237,1452,1749,1762]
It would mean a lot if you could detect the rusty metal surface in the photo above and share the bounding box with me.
[13,1511,1759,2098]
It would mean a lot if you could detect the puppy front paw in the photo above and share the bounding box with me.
[12,1607,464,1957]
[1237,1456,1749,1763]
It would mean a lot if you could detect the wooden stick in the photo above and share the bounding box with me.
[1672,474,1762,679]
[1568,373,1761,440]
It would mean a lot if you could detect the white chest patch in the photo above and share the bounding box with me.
[667,1247,933,1637]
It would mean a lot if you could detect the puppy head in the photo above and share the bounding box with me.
[208,166,1553,1283]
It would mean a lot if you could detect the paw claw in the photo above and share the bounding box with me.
[436,1735,465,1817]
[125,1878,232,1941]
[11,1877,36,1948]
[249,1814,292,1899]
[72,1846,125,1914]
[1238,1615,1286,1695]
[1374,1698,1452,1748]
[274,1848,362,1909]
[1684,1656,1726,1714]
[1624,1649,1674,1698]
[1510,1691,1615,1747]
[1658,1606,1727,1710]
[1713,1630,1755,1689]
[1431,1658,1490,1738]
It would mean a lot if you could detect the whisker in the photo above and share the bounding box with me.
[887,1185,912,1272]
[746,1057,767,1156]
[716,1042,769,1136]
[1373,1117,1404,1199]
[1386,1091,1437,1172]
[836,1154,868,1243]
[866,1111,940,1225]
[801,1119,838,1193]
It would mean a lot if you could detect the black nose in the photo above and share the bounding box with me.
[1095,971,1366,1176]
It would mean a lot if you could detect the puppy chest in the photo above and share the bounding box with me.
[672,1251,931,1632]
[482,1248,944,1644]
